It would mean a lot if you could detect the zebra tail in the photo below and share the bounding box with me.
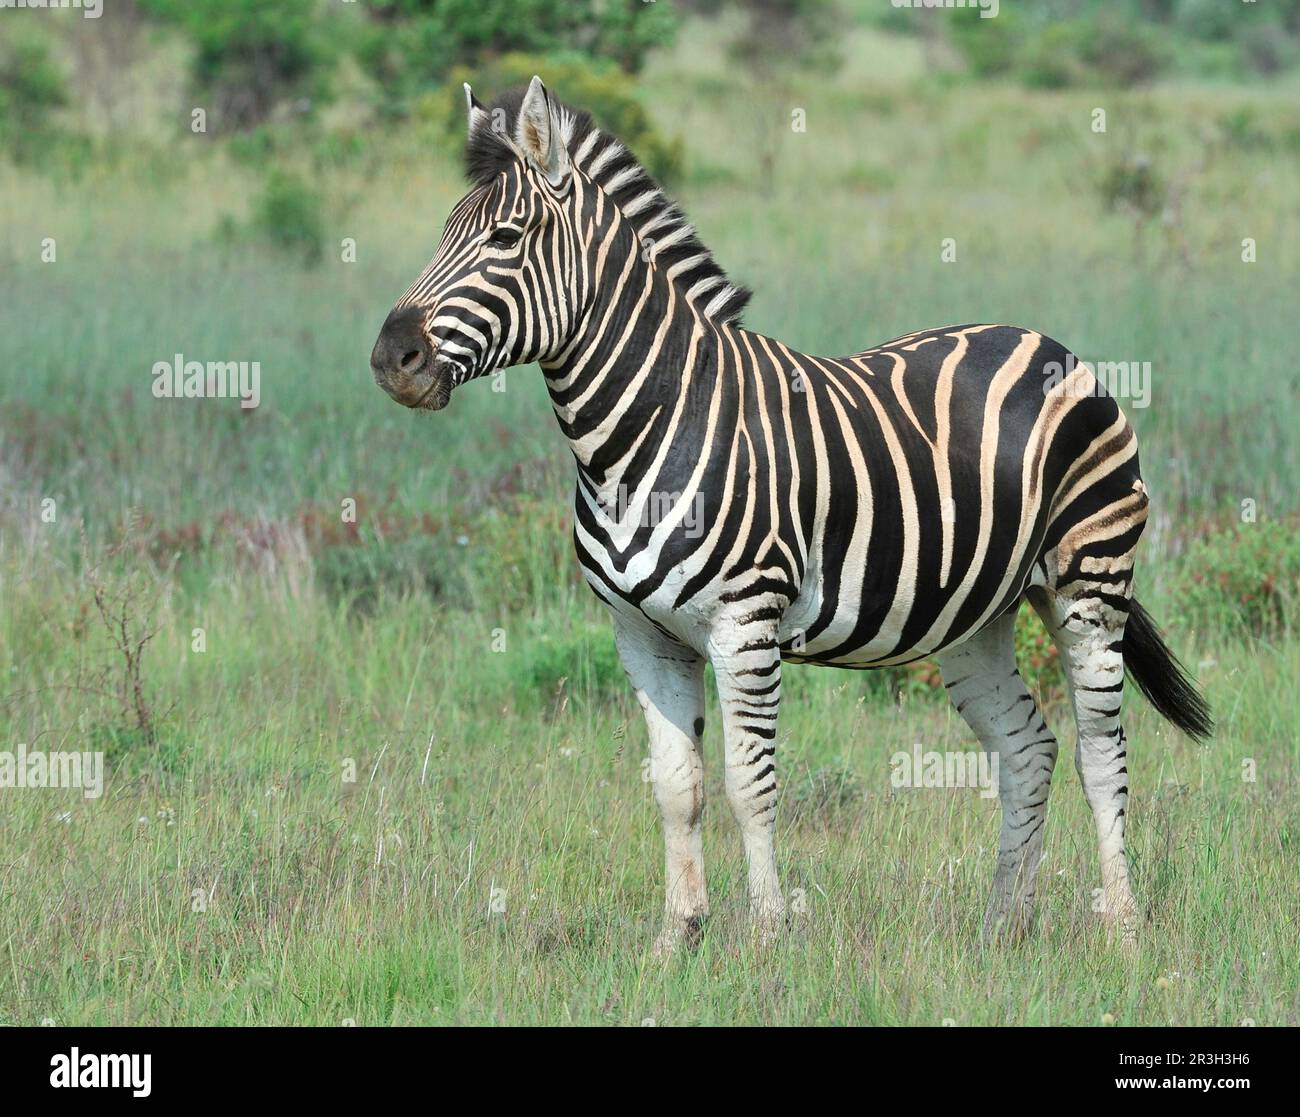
[1123,598,1214,741]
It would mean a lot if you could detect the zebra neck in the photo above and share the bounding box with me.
[540,269,719,502]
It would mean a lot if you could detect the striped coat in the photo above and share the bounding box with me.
[370,77,1210,952]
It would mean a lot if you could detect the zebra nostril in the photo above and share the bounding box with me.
[399,349,425,374]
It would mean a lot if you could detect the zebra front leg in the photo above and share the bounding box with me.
[613,616,709,955]
[937,609,1060,943]
[710,629,784,942]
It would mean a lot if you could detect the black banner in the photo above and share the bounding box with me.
[4,1025,1289,1102]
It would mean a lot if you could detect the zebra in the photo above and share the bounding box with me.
[369,77,1212,954]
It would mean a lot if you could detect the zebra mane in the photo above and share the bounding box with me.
[464,87,752,326]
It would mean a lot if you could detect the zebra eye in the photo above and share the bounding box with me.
[487,226,522,248]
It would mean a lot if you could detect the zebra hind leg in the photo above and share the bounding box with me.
[709,623,785,943]
[936,608,1060,943]
[1028,583,1140,945]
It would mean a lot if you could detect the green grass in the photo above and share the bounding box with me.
[1,568,1296,1026]
[1,21,1297,1025]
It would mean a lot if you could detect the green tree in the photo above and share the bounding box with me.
[0,28,67,143]
[357,0,675,116]
[140,0,337,131]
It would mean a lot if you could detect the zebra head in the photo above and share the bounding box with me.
[370,76,585,411]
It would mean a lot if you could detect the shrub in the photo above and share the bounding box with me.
[0,27,68,159]
[1097,153,1166,218]
[1018,23,1095,91]
[946,6,1026,80]
[140,0,335,131]
[1239,20,1297,77]
[518,620,626,706]
[1018,17,1167,90]
[725,0,844,75]
[1174,0,1242,42]
[252,169,326,264]
[948,7,1168,90]
[314,531,457,614]
[1082,17,1168,88]
[357,0,675,117]
[1171,521,1300,639]
[86,555,167,751]
[462,492,583,617]
[1218,106,1274,152]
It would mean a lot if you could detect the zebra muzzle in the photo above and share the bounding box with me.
[375,358,451,411]
[413,358,453,411]
[370,309,452,410]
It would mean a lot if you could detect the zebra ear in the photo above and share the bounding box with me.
[464,82,489,138]
[514,75,570,188]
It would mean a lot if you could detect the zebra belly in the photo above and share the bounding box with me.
[777,545,1042,668]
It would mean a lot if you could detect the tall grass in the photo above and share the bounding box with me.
[1,561,1295,1025]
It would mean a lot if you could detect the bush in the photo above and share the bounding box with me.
[462,491,583,617]
[1174,0,1242,42]
[1097,153,1165,218]
[252,169,326,264]
[314,531,458,614]
[948,6,1170,90]
[1239,19,1297,77]
[1018,23,1095,90]
[518,620,626,706]
[140,0,336,131]
[1171,521,1300,639]
[357,0,675,118]
[1082,17,1168,88]
[947,6,1027,80]
[725,0,844,75]
[0,27,68,159]
[1018,17,1167,89]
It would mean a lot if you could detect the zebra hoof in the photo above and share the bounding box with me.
[981,908,1034,946]
[1104,909,1141,955]
[751,907,789,950]
[652,914,706,958]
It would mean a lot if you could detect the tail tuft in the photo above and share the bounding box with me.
[1123,599,1213,741]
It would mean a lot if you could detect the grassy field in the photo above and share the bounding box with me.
[1,19,1297,1025]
